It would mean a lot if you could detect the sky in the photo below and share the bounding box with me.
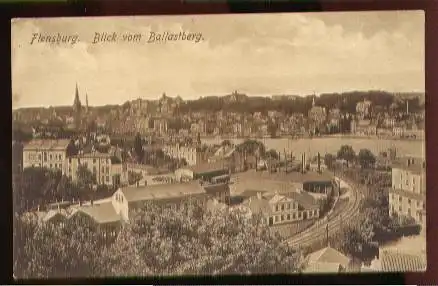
[11,11,424,109]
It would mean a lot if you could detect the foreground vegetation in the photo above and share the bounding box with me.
[14,203,302,278]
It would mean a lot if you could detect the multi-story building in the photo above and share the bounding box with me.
[389,157,426,224]
[242,189,320,226]
[65,150,122,186]
[153,118,168,136]
[163,144,206,166]
[22,139,71,171]
[356,99,372,119]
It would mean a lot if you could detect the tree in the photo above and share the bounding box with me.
[66,139,78,157]
[133,133,144,163]
[336,145,356,167]
[221,140,232,147]
[128,171,143,186]
[267,120,278,138]
[77,165,95,192]
[358,149,376,169]
[236,140,266,158]
[101,203,301,276]
[15,202,302,278]
[265,149,279,160]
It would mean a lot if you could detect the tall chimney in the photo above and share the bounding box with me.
[317,152,321,173]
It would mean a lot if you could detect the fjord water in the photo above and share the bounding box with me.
[202,137,425,159]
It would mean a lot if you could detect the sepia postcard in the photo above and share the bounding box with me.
[12,11,426,278]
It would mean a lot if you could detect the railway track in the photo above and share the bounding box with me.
[285,176,363,247]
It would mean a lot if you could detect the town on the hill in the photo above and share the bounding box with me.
[13,85,426,277]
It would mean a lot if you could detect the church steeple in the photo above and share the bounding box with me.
[73,83,82,130]
[73,82,82,111]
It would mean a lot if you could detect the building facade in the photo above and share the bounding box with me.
[22,139,71,171]
[65,151,122,186]
[389,158,426,224]
[243,190,320,226]
[163,144,205,166]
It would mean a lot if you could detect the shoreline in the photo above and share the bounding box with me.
[200,134,425,142]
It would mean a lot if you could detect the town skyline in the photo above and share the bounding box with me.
[12,11,424,109]
[12,86,425,111]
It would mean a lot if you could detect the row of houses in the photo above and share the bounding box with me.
[22,180,231,231]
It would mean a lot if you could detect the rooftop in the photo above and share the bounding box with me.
[303,262,342,273]
[380,250,426,272]
[237,170,333,184]
[71,151,112,159]
[242,189,319,210]
[120,181,206,203]
[392,158,425,174]
[75,202,122,224]
[23,139,70,151]
[186,161,229,174]
[306,246,351,267]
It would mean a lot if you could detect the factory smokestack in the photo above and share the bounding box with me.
[302,153,306,173]
[318,152,321,173]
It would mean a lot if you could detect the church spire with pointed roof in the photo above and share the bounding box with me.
[73,82,82,111]
[73,82,82,130]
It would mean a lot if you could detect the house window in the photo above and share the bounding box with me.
[293,213,296,219]
[93,159,96,164]
[408,199,411,205]
[49,154,52,160]
[50,164,52,168]
[275,205,279,212]
[281,215,284,221]
[408,208,411,217]
[106,176,110,182]
[69,158,71,163]
[281,204,285,211]
[275,216,279,222]
[287,214,290,220]
[399,197,402,202]
[44,152,47,161]
[54,163,57,168]
[286,203,290,210]
[399,206,402,212]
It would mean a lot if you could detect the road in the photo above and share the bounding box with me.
[284,175,364,248]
